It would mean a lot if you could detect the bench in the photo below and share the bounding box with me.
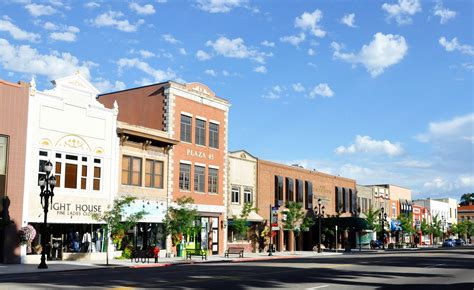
[225,247,244,258]
[185,249,207,260]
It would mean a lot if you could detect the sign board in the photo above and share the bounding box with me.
[271,206,279,231]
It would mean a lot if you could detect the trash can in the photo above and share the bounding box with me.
[177,244,183,257]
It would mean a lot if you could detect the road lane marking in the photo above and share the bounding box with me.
[306,285,330,289]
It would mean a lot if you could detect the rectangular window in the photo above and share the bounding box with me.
[285,178,294,202]
[305,181,313,210]
[335,187,343,213]
[180,114,192,143]
[296,179,304,204]
[65,163,78,189]
[0,136,8,198]
[209,123,219,149]
[232,186,240,204]
[121,156,141,186]
[208,168,218,194]
[275,176,283,206]
[81,164,87,190]
[93,165,101,191]
[179,163,191,191]
[244,188,252,203]
[145,160,164,188]
[55,161,62,188]
[194,165,205,192]
[195,119,206,146]
[38,150,49,183]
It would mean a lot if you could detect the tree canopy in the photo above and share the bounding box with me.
[163,196,198,246]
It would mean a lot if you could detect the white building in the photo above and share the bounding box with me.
[433,198,458,226]
[228,150,262,251]
[413,198,450,232]
[22,74,119,263]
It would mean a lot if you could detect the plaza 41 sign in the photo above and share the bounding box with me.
[186,149,215,160]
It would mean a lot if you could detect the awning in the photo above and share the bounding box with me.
[228,208,264,222]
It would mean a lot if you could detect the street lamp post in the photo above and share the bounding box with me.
[314,198,325,253]
[379,207,388,250]
[38,160,56,269]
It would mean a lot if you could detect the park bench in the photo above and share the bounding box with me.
[225,247,244,258]
[185,248,207,260]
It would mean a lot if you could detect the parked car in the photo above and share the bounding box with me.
[370,240,383,249]
[442,239,455,247]
[454,239,465,246]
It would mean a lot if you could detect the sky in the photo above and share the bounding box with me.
[0,0,473,200]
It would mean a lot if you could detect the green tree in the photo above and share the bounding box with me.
[430,215,443,244]
[92,196,146,264]
[460,193,474,206]
[399,213,415,243]
[232,202,258,240]
[364,206,381,232]
[163,196,198,247]
[282,201,314,252]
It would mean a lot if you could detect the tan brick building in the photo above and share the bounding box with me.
[0,79,29,264]
[99,81,230,255]
[257,160,356,252]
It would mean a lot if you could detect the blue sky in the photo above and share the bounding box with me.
[0,0,472,200]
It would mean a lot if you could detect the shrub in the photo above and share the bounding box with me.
[122,245,134,259]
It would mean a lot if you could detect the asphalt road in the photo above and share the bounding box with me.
[0,247,473,290]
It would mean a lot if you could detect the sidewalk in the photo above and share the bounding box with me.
[0,251,340,276]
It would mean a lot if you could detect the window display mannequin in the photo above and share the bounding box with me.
[94,229,102,253]
[82,231,92,253]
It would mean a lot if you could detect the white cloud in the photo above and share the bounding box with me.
[206,36,268,63]
[93,78,126,93]
[295,9,326,38]
[43,21,58,30]
[461,63,474,71]
[262,85,284,100]
[129,49,156,58]
[340,13,356,27]
[162,34,179,44]
[307,48,316,56]
[433,3,456,24]
[196,50,211,61]
[423,177,451,190]
[196,0,247,13]
[382,0,421,25]
[280,33,305,46]
[129,2,156,15]
[396,160,432,169]
[117,58,177,83]
[458,175,474,187]
[332,32,408,77]
[417,113,474,143]
[261,40,275,47]
[179,48,187,55]
[85,2,100,9]
[253,65,267,73]
[309,83,334,98]
[25,4,58,17]
[292,83,305,92]
[335,135,404,157]
[90,11,145,32]
[50,31,77,42]
[0,19,40,42]
[439,37,474,56]
[222,70,229,76]
[204,69,217,76]
[0,38,93,80]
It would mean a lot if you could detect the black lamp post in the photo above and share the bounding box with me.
[314,198,325,253]
[38,160,56,269]
[379,207,388,250]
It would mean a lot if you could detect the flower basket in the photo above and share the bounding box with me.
[18,225,36,253]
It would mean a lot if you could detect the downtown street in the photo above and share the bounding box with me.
[0,247,473,290]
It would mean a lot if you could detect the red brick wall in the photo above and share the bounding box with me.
[98,84,166,131]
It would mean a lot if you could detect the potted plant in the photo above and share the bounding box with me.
[18,225,36,253]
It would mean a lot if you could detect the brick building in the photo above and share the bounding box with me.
[99,81,230,255]
[0,79,30,264]
[256,160,357,252]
